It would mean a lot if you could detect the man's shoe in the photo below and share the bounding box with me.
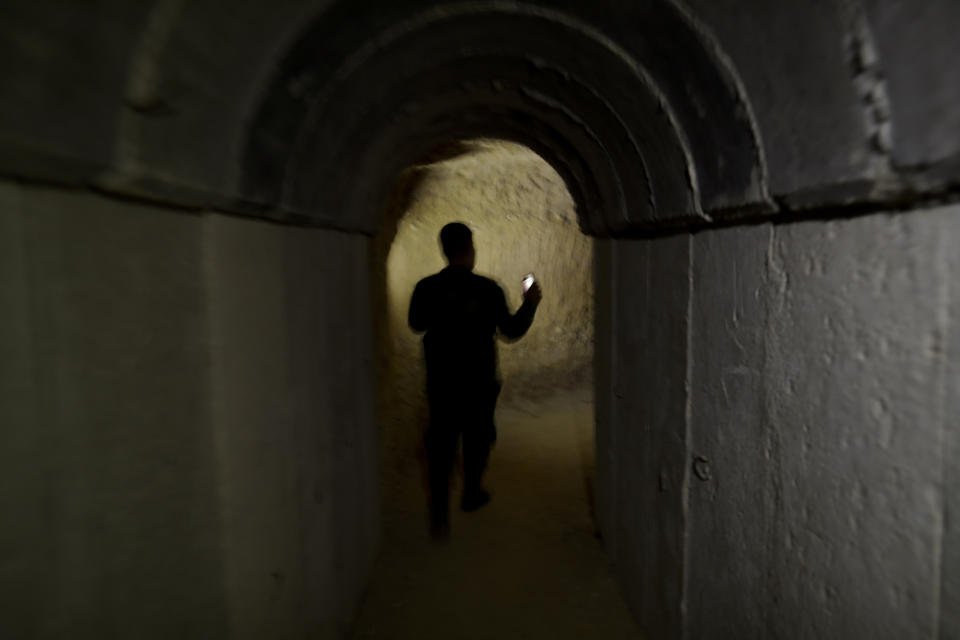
[460,489,491,512]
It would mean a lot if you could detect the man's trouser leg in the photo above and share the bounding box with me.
[461,394,497,501]
[424,416,458,535]
[461,424,491,498]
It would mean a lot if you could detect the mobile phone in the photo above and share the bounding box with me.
[522,273,535,293]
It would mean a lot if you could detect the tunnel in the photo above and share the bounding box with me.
[2,1,960,638]
[373,139,594,465]
[357,139,616,638]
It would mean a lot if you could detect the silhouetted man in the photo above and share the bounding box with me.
[409,222,542,538]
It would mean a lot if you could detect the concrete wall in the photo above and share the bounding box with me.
[596,234,690,634]
[0,181,378,638]
[597,204,959,638]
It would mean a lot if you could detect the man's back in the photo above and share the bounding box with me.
[408,265,512,389]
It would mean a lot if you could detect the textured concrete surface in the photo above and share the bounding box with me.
[761,215,944,638]
[0,2,150,183]
[600,235,690,639]
[601,204,959,637]
[686,224,772,638]
[0,182,225,637]
[940,210,960,640]
[205,216,378,638]
[593,238,616,560]
[351,390,640,640]
[865,0,960,170]
[0,181,378,638]
[683,0,876,199]
[687,214,949,638]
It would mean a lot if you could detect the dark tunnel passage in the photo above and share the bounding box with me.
[354,140,638,637]
[3,2,960,639]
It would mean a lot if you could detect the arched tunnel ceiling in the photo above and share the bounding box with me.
[1,0,959,236]
[247,0,768,234]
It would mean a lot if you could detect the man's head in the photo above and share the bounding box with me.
[439,222,475,269]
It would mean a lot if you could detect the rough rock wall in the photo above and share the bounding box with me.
[373,141,593,472]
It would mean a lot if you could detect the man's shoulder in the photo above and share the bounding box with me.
[470,272,504,292]
[469,271,496,285]
[416,269,503,297]
[414,271,445,290]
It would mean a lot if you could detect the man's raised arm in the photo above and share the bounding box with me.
[497,281,542,340]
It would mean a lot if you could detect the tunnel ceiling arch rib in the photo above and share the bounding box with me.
[241,0,768,236]
[7,2,958,235]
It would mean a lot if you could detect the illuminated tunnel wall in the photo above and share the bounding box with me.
[374,141,593,469]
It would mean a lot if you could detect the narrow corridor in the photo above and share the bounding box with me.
[351,390,640,639]
[6,3,960,636]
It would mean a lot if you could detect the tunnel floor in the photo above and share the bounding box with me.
[351,389,641,639]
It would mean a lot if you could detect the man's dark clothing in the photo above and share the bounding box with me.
[409,265,536,530]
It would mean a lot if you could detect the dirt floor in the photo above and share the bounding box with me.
[350,390,642,639]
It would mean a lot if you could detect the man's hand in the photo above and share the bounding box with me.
[523,281,543,306]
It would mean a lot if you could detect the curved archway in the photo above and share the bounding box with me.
[231,5,773,633]
[240,0,768,235]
